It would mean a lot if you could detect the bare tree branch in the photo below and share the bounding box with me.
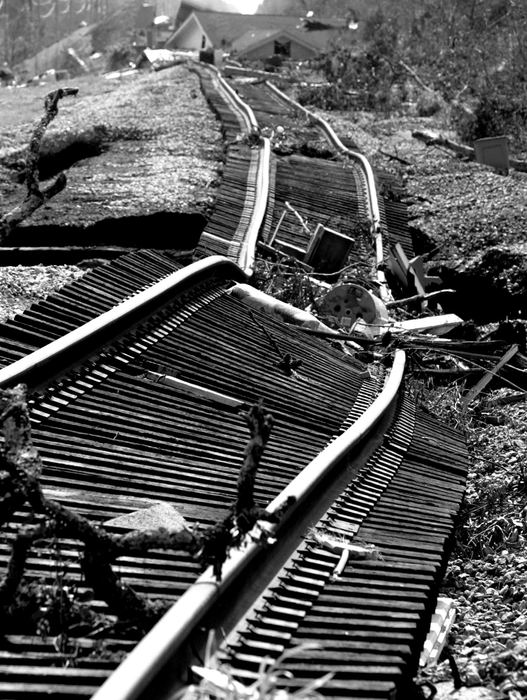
[0,386,283,630]
[0,87,79,242]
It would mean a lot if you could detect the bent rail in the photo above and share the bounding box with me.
[193,65,270,276]
[237,135,271,275]
[263,80,390,301]
[203,63,259,135]
[91,349,406,700]
[0,256,247,390]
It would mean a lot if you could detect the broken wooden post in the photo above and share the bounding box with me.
[386,289,455,309]
[463,344,519,408]
[389,243,442,309]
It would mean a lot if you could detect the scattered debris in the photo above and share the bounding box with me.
[318,283,389,335]
[420,598,457,668]
[462,345,519,408]
[304,223,355,273]
[412,129,527,173]
[395,313,463,336]
[136,49,188,72]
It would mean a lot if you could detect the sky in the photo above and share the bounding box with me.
[227,0,260,13]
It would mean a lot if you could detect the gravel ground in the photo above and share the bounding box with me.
[0,64,223,226]
[0,266,85,323]
[0,62,223,322]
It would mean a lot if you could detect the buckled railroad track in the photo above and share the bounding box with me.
[0,64,469,700]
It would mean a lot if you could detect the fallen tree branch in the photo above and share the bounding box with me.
[236,402,273,516]
[0,386,284,632]
[463,345,519,408]
[386,289,456,309]
[379,149,412,166]
[0,87,79,242]
[399,60,435,93]
[485,391,527,406]
[200,402,280,580]
[412,129,527,172]
[0,520,56,607]
[412,129,475,158]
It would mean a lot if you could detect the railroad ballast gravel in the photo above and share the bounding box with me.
[0,265,85,323]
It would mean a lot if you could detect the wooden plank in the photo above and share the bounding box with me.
[463,344,519,407]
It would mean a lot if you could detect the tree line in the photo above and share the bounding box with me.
[0,0,115,66]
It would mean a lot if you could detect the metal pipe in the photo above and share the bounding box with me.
[229,283,342,335]
[0,256,247,389]
[91,349,406,700]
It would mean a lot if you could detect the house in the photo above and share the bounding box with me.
[165,10,350,58]
[232,27,338,61]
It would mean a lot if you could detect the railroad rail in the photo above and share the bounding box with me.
[0,61,469,700]
[0,253,388,698]
[193,66,270,275]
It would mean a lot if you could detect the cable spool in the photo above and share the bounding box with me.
[319,283,389,335]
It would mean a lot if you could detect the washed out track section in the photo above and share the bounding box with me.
[375,170,414,261]
[0,258,380,698]
[220,397,468,699]
[267,155,373,270]
[0,249,188,367]
[193,66,268,269]
[233,79,374,257]
[232,80,329,150]
[234,77,415,263]
[197,144,259,257]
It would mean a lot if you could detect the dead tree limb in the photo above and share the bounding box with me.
[236,402,273,517]
[0,87,79,242]
[379,149,411,166]
[0,387,284,629]
[200,402,277,580]
[0,385,200,630]
[399,60,435,93]
[386,289,456,309]
[0,520,56,608]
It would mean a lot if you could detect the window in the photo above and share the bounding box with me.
[274,40,291,56]
[201,34,206,49]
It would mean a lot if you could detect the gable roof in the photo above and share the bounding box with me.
[232,27,329,56]
[166,10,346,50]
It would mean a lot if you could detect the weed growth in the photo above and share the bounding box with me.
[174,639,332,700]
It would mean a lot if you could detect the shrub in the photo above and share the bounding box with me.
[106,43,135,71]
[454,90,527,150]
[296,83,355,111]
[416,90,445,117]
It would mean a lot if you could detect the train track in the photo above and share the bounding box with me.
[0,64,468,699]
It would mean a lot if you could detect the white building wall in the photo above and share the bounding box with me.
[173,21,211,49]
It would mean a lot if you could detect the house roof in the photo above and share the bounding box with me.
[232,27,329,56]
[166,10,346,50]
